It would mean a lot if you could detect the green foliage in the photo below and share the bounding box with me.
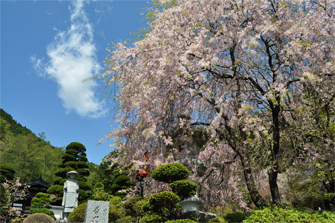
[0,110,64,184]
[91,186,112,201]
[0,184,10,207]
[31,192,51,208]
[23,213,56,223]
[208,217,227,223]
[0,163,15,183]
[29,208,56,220]
[222,212,247,223]
[139,214,164,223]
[243,205,335,223]
[48,141,90,204]
[110,171,136,198]
[94,182,104,189]
[142,191,180,219]
[109,204,126,222]
[110,196,123,208]
[68,202,86,223]
[151,163,190,183]
[166,219,198,223]
[46,185,59,194]
[50,197,63,205]
[169,180,198,200]
[124,197,148,217]
[117,215,137,223]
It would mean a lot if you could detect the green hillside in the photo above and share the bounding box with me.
[0,109,65,185]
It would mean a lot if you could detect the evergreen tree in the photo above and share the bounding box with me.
[47,142,91,205]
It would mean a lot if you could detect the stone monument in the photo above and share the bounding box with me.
[84,200,109,223]
[62,171,80,221]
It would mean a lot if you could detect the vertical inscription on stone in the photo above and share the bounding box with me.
[84,200,109,223]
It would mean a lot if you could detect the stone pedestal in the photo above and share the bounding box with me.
[179,195,202,213]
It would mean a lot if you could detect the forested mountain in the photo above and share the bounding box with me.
[0,109,65,185]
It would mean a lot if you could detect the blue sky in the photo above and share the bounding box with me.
[1,0,150,164]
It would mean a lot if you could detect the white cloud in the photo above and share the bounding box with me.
[32,0,107,118]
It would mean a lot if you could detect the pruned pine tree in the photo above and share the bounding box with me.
[47,142,91,205]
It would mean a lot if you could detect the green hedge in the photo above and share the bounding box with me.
[244,206,335,223]
[151,163,189,183]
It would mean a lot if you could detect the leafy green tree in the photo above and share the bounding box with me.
[0,163,15,183]
[47,142,91,205]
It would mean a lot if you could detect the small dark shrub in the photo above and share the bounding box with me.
[223,212,247,223]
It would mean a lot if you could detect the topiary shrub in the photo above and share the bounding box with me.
[223,212,247,223]
[243,205,335,223]
[68,202,86,223]
[110,196,123,208]
[208,217,227,223]
[148,191,180,213]
[94,182,104,190]
[139,214,164,223]
[22,213,56,223]
[169,180,198,200]
[151,163,190,183]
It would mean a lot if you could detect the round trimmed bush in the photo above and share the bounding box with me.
[151,163,190,183]
[139,214,164,223]
[243,206,335,223]
[148,191,180,211]
[110,196,122,208]
[169,180,198,200]
[68,202,86,223]
[23,213,56,223]
[94,182,104,189]
[118,215,137,222]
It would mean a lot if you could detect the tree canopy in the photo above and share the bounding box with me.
[99,0,335,210]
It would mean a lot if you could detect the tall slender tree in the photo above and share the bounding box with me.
[47,142,91,205]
